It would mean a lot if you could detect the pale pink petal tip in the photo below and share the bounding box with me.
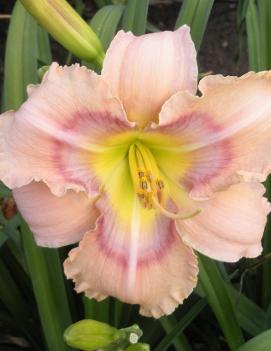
[102,25,198,127]
[177,183,270,262]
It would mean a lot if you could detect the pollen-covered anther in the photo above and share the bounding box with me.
[140,177,149,190]
[129,143,166,210]
[156,179,164,190]
[137,170,158,209]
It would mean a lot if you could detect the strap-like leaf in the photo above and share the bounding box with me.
[90,4,125,50]
[121,0,149,35]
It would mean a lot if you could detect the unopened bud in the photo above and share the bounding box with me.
[20,0,104,66]
[64,319,123,351]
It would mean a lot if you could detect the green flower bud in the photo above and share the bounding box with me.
[20,0,105,67]
[125,343,150,351]
[64,319,123,351]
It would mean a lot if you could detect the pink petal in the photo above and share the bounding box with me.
[13,181,99,247]
[102,26,197,127]
[156,72,271,199]
[0,63,130,195]
[64,195,198,318]
[176,182,270,262]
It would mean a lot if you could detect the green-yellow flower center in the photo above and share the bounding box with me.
[92,131,200,220]
[127,141,200,220]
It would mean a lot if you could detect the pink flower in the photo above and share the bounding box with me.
[1,26,270,318]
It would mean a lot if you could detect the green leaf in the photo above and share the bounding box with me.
[0,255,41,351]
[84,297,110,324]
[264,303,271,330]
[0,231,8,247]
[37,25,52,65]
[0,212,26,270]
[175,0,198,30]
[94,0,112,8]
[175,0,214,50]
[3,1,38,111]
[246,0,262,71]
[90,4,125,50]
[198,254,244,351]
[146,21,159,33]
[122,0,149,35]
[159,316,192,351]
[0,182,11,197]
[21,223,73,351]
[262,181,271,309]
[154,299,207,351]
[258,0,271,70]
[227,285,266,336]
[237,0,249,26]
[113,299,123,328]
[237,330,271,351]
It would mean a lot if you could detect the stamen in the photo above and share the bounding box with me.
[156,180,164,190]
[138,170,145,178]
[128,142,200,219]
[140,177,149,190]
[152,197,201,220]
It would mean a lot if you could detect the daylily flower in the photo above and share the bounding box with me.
[1,25,271,318]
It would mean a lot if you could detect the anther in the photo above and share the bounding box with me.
[137,192,145,199]
[138,170,145,178]
[156,180,164,190]
[140,177,149,190]
[146,172,153,182]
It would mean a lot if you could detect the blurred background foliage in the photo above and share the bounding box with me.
[0,0,271,350]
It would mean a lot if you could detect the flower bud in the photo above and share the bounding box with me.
[20,0,105,66]
[64,319,123,351]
